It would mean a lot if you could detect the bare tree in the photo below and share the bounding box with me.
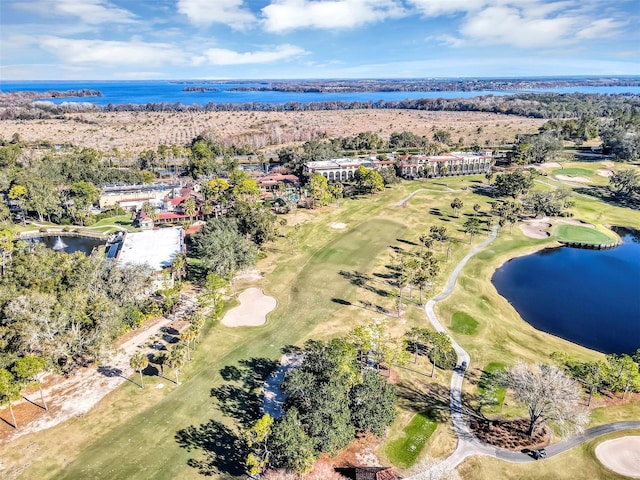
[500,361,589,437]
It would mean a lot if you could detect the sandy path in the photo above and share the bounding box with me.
[261,353,303,419]
[221,287,277,327]
[0,292,198,445]
[595,436,640,478]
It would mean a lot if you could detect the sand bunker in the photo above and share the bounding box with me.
[595,436,640,478]
[330,222,347,229]
[555,174,592,183]
[222,288,277,327]
[596,169,614,177]
[539,162,563,169]
[520,219,551,239]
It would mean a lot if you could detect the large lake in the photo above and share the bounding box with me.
[492,230,640,354]
[2,80,640,106]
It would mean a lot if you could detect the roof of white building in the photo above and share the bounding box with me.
[118,227,183,272]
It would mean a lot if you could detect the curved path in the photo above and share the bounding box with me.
[405,225,640,477]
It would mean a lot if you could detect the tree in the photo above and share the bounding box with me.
[191,219,257,290]
[170,253,186,281]
[609,169,639,199]
[0,229,14,277]
[418,233,433,252]
[428,332,456,377]
[12,355,48,410]
[307,173,330,208]
[354,166,384,195]
[130,351,148,388]
[231,201,279,246]
[429,225,448,251]
[181,326,197,361]
[268,408,316,473]
[450,198,463,217]
[473,203,481,217]
[349,370,396,436]
[328,183,344,207]
[182,197,197,217]
[0,369,20,428]
[167,344,187,384]
[432,129,452,145]
[485,171,494,185]
[463,217,481,244]
[245,413,274,476]
[202,178,230,205]
[500,361,588,437]
[494,171,534,198]
[197,273,227,317]
[414,251,439,304]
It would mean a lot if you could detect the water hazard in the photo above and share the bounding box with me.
[492,229,640,354]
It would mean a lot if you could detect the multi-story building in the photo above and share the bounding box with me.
[398,151,493,179]
[303,156,395,182]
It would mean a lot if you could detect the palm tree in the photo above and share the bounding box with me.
[171,253,186,281]
[182,197,197,217]
[130,352,148,388]
[463,217,482,244]
[450,198,463,217]
[155,351,168,377]
[167,344,187,385]
[181,327,197,361]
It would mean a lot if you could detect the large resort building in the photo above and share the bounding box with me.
[304,151,493,181]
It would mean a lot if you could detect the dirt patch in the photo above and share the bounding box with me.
[595,436,640,478]
[469,418,550,450]
[0,110,546,157]
[330,222,347,229]
[555,174,592,183]
[234,267,263,282]
[221,287,277,327]
[520,219,551,239]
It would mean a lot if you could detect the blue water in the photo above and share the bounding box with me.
[37,235,104,255]
[2,80,640,106]
[491,230,640,354]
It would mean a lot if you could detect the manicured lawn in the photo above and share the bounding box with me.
[477,362,506,415]
[451,311,479,335]
[554,225,615,244]
[385,411,438,468]
[552,167,594,177]
[4,164,640,480]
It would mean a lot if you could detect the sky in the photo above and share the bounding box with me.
[1,0,639,80]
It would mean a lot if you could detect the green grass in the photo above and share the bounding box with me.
[4,165,640,480]
[385,412,438,468]
[477,362,506,415]
[552,167,594,177]
[554,225,615,244]
[451,311,479,335]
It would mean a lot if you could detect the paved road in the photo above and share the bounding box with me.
[404,223,640,477]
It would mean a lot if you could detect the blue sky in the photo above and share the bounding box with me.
[1,0,639,80]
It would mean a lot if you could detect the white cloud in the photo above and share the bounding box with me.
[198,44,307,65]
[262,0,406,33]
[17,0,137,24]
[576,18,625,40]
[38,37,185,66]
[408,0,488,17]
[177,0,256,29]
[459,5,577,48]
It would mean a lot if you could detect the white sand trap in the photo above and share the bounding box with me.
[222,288,277,327]
[540,161,563,168]
[595,436,640,478]
[555,174,592,183]
[597,169,614,177]
[330,222,347,229]
[520,219,551,239]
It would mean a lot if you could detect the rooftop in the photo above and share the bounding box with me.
[118,227,183,272]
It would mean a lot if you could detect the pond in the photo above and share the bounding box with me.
[491,229,640,355]
[37,235,104,255]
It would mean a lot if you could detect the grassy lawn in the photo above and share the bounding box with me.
[384,412,438,468]
[451,311,479,335]
[458,429,640,480]
[553,224,616,244]
[3,164,640,480]
[552,167,594,177]
[476,362,507,415]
